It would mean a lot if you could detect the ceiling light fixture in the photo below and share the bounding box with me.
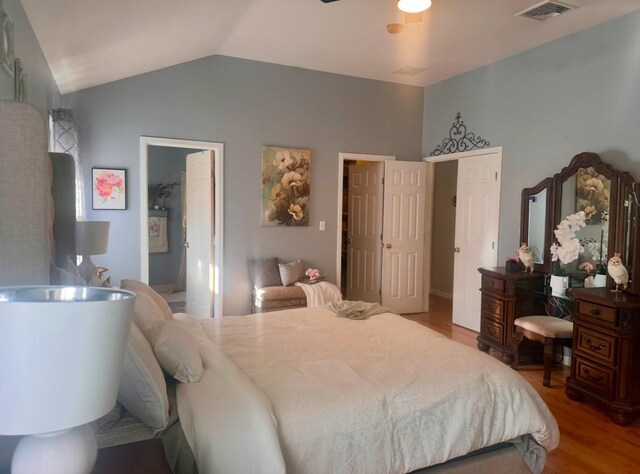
[397,0,432,14]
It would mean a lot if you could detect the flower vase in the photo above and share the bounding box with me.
[550,275,569,297]
[593,273,607,288]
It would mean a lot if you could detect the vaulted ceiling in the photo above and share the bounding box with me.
[22,0,640,94]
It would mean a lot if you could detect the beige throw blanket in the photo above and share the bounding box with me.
[326,299,398,319]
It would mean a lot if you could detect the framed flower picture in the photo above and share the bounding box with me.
[92,168,127,210]
[261,146,311,226]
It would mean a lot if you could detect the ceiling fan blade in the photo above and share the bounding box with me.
[320,0,341,3]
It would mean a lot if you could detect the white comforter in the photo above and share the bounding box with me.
[175,307,559,474]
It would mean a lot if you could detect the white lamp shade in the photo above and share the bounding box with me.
[0,286,135,435]
[397,0,432,14]
[75,221,110,256]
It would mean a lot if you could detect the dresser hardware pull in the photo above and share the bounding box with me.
[582,368,604,383]
[584,337,606,352]
[590,308,601,316]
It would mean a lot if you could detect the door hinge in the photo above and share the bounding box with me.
[382,177,385,185]
[492,241,495,250]
[379,288,382,295]
[495,172,498,181]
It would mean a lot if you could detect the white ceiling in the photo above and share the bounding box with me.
[22,0,640,94]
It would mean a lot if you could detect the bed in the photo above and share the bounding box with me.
[174,307,559,473]
[1,99,559,473]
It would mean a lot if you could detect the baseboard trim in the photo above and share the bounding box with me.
[430,289,453,300]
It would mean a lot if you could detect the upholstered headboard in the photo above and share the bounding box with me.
[0,100,77,283]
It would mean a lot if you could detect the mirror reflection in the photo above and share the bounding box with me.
[560,166,610,272]
[527,188,547,264]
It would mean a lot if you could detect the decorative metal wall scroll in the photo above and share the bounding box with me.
[430,112,491,156]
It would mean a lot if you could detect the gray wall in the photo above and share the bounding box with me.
[148,146,189,286]
[0,0,59,116]
[422,12,640,266]
[65,55,424,315]
[430,161,457,298]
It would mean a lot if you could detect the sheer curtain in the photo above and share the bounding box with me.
[49,109,85,220]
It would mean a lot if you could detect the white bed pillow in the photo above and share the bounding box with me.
[124,287,170,336]
[121,279,173,321]
[117,322,169,430]
[148,320,204,383]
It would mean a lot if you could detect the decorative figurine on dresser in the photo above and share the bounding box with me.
[478,152,640,425]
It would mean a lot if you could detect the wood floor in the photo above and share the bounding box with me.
[404,295,640,474]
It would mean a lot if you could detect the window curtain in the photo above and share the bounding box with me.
[49,109,85,220]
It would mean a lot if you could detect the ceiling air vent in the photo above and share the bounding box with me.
[516,1,578,21]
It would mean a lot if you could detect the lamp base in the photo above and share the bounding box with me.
[78,255,98,283]
[12,424,97,474]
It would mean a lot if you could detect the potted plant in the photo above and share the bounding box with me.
[549,211,586,296]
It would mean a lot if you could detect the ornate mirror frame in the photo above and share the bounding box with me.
[520,152,640,294]
[520,178,554,273]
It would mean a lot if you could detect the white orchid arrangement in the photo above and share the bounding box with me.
[550,211,586,276]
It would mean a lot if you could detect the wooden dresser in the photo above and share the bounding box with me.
[477,267,546,364]
[566,288,640,425]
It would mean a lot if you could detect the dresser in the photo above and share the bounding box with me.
[477,267,546,364]
[566,288,640,425]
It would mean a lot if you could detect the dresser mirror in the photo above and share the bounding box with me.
[520,178,553,271]
[557,164,613,274]
[520,152,640,294]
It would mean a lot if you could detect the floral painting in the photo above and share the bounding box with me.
[262,146,311,226]
[92,168,126,210]
[575,167,610,225]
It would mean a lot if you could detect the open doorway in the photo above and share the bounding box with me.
[336,153,395,299]
[424,147,502,331]
[140,137,224,318]
[430,160,458,300]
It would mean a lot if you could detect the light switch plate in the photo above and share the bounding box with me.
[319,221,326,231]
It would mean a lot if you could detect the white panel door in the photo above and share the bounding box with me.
[452,152,501,331]
[382,161,427,314]
[185,150,213,318]
[346,162,384,302]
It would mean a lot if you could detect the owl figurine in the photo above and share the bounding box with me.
[518,243,535,273]
[607,252,629,292]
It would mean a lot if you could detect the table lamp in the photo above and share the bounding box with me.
[0,286,136,474]
[76,221,110,282]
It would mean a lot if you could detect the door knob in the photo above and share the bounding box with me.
[386,243,392,249]
[454,247,460,253]
[184,242,190,249]
[347,238,352,244]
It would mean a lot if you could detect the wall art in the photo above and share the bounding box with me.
[92,168,127,210]
[261,146,311,227]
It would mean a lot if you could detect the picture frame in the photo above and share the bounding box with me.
[0,2,14,77]
[14,57,26,102]
[261,146,311,227]
[92,168,127,210]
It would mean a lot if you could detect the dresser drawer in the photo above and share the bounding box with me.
[482,275,505,294]
[575,357,615,398]
[578,301,617,327]
[482,295,504,322]
[575,326,617,367]
[481,317,504,345]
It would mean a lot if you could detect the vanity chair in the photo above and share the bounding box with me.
[512,316,573,387]
[479,151,640,424]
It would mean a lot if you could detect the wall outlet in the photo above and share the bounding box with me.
[319,221,326,231]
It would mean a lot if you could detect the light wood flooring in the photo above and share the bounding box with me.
[404,295,640,474]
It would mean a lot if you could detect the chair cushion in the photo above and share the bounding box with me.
[279,259,304,286]
[248,257,282,288]
[514,316,574,338]
[255,285,306,302]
